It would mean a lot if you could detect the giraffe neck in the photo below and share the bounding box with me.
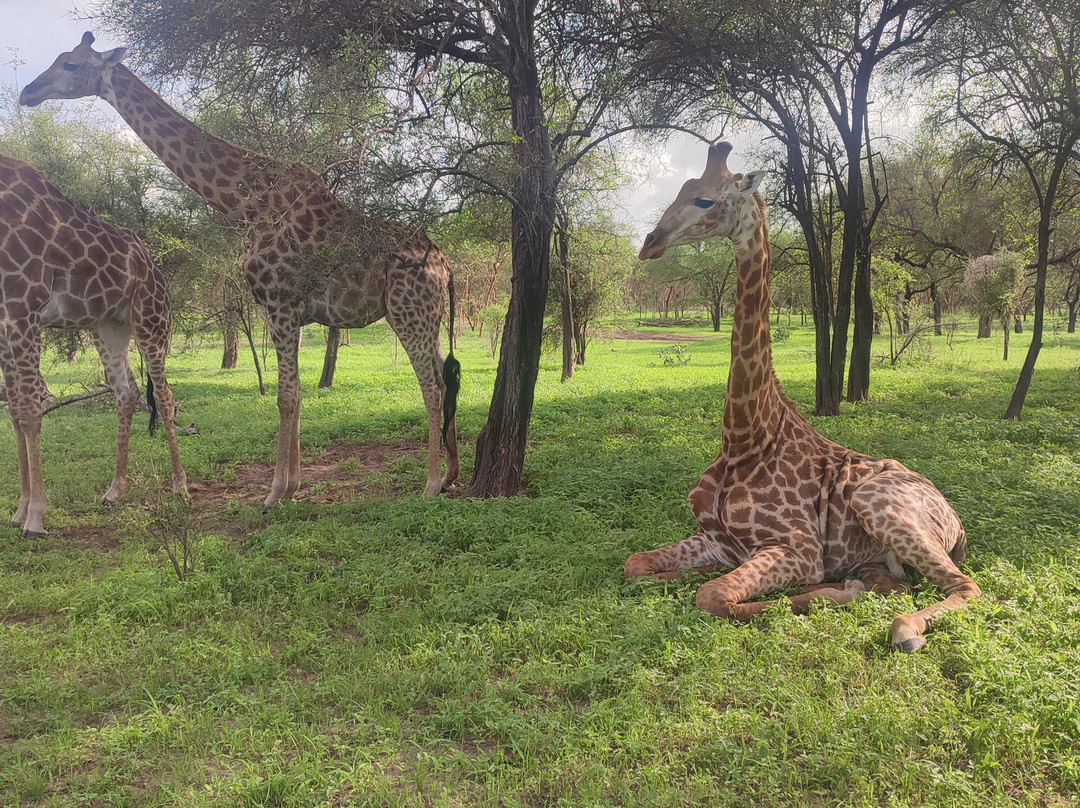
[722,208,781,459]
[101,65,321,222]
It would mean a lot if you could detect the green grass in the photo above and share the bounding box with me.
[1,318,1079,807]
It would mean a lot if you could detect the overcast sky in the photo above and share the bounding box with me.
[0,0,769,237]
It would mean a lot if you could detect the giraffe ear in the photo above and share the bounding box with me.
[102,47,127,66]
[81,31,95,47]
[738,171,766,195]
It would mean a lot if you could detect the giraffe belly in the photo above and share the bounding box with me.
[303,283,387,329]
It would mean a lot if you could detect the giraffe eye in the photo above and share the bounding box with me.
[693,197,715,209]
[63,62,79,71]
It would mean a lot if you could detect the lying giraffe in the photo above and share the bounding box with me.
[21,32,459,507]
[624,142,980,652]
[0,153,186,537]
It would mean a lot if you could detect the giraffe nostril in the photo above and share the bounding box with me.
[644,233,655,246]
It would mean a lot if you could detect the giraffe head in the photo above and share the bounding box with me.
[19,32,127,108]
[639,141,766,260]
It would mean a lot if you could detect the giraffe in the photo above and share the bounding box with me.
[21,32,460,508]
[0,153,186,538]
[624,142,981,652]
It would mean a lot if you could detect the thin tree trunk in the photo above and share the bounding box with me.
[845,172,873,403]
[319,327,341,388]
[222,290,240,369]
[554,215,575,382]
[1005,190,1058,419]
[931,282,943,336]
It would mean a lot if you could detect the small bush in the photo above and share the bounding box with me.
[658,344,691,367]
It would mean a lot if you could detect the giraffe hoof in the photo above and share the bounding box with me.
[894,636,928,654]
[22,529,47,540]
[101,498,116,508]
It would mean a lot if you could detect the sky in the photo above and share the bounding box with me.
[0,0,763,237]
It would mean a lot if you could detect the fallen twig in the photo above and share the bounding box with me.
[42,386,111,415]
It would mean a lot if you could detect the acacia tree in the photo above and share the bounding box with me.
[97,0,696,496]
[875,133,1007,336]
[964,251,1026,360]
[923,0,1080,418]
[642,0,970,414]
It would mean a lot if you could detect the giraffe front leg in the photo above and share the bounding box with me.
[11,394,48,537]
[264,321,303,511]
[3,347,48,537]
[10,412,31,530]
[694,545,858,622]
[624,533,732,582]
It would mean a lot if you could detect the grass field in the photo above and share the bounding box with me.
[1,316,1079,807]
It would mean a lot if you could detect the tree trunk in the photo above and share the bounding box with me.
[1068,302,1077,333]
[574,320,588,365]
[845,159,873,404]
[1014,315,1023,334]
[319,327,341,388]
[243,319,266,396]
[468,0,555,497]
[931,282,943,336]
[978,314,992,338]
[1005,177,1060,419]
[554,216,575,382]
[221,291,240,369]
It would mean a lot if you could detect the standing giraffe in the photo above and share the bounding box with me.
[21,32,460,508]
[624,142,980,652]
[0,153,186,537]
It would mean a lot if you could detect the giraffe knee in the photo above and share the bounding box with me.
[695,583,737,620]
[946,578,982,600]
[624,552,658,579]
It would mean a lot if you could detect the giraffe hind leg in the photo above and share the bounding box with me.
[90,324,140,505]
[387,293,447,497]
[851,472,981,653]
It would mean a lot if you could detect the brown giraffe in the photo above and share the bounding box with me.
[624,142,980,652]
[0,153,186,537]
[21,32,460,508]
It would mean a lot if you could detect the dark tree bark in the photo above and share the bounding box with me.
[319,327,341,389]
[221,289,240,369]
[978,314,992,338]
[931,282,943,336]
[468,0,556,497]
[1005,165,1061,419]
[554,213,575,382]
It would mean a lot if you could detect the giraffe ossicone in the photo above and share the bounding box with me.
[0,154,187,538]
[22,32,460,506]
[626,141,980,652]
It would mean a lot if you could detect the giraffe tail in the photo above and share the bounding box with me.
[146,370,160,436]
[442,270,460,448]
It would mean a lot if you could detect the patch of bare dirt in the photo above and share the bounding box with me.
[64,525,122,552]
[187,440,425,511]
[612,330,712,342]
